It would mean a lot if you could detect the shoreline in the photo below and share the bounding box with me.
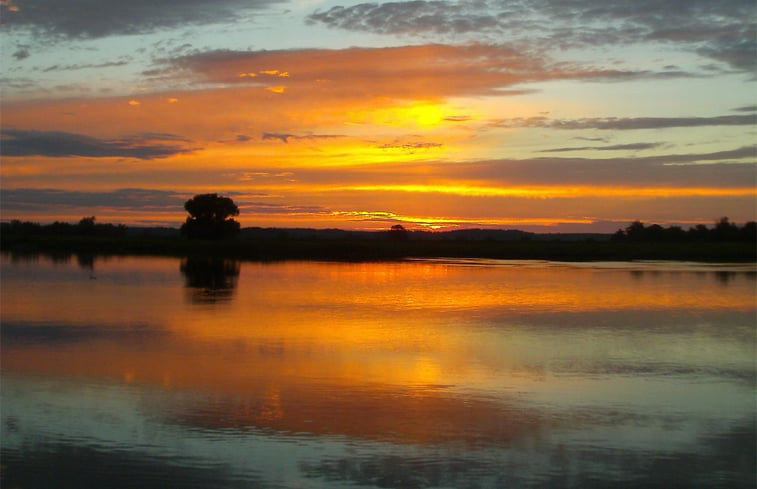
[2,234,755,263]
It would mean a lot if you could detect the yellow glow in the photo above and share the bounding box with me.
[339,184,757,198]
[266,85,286,93]
[349,101,450,128]
[330,210,594,228]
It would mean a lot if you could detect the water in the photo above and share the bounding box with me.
[1,254,755,488]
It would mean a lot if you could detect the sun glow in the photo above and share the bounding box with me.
[337,184,757,199]
[348,101,450,128]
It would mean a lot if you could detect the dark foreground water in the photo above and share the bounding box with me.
[1,254,755,488]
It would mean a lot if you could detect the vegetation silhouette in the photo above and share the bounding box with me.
[1,216,755,262]
[612,218,756,242]
[180,257,241,304]
[387,224,409,241]
[3,217,126,237]
[181,193,240,240]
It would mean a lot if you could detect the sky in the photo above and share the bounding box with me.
[1,0,755,232]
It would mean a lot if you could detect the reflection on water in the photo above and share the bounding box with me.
[180,257,240,304]
[1,254,755,488]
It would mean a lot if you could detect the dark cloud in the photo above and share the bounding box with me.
[494,114,757,130]
[307,0,756,71]
[733,105,757,112]
[574,136,610,142]
[0,188,186,211]
[40,60,130,72]
[1,129,194,159]
[451,147,757,187]
[444,115,472,122]
[12,47,30,60]
[157,45,695,102]
[239,202,328,215]
[541,142,664,153]
[278,146,756,189]
[307,1,500,35]
[2,0,285,39]
[261,132,342,144]
[262,132,295,143]
[695,38,757,73]
[379,141,443,151]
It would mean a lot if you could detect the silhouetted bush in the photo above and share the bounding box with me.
[181,194,240,240]
[387,224,409,241]
[2,218,126,237]
[612,218,756,242]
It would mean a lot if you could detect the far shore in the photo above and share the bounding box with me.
[2,231,755,263]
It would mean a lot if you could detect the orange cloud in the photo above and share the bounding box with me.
[154,44,627,101]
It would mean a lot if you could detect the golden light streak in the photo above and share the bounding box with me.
[339,184,757,198]
[347,101,451,128]
[330,210,595,229]
[266,85,286,93]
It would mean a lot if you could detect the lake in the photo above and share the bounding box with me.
[1,254,755,488]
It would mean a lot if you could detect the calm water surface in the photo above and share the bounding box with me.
[1,254,755,488]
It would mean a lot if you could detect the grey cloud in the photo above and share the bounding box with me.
[733,105,757,112]
[261,132,342,144]
[697,38,757,73]
[308,0,756,71]
[41,60,130,72]
[0,188,186,211]
[453,148,757,187]
[239,202,328,215]
[494,114,757,130]
[1,129,194,159]
[307,1,499,35]
[280,146,756,189]
[2,0,286,39]
[444,115,472,122]
[541,142,664,153]
[574,136,609,142]
[379,141,443,151]
[13,48,30,60]
[217,146,755,195]
[157,45,696,100]
[262,132,295,143]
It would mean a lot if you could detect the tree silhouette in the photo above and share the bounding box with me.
[388,224,409,241]
[611,217,755,242]
[181,193,240,239]
[180,257,240,304]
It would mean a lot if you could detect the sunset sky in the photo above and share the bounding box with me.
[2,0,755,231]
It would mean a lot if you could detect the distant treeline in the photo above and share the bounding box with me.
[3,216,127,237]
[2,217,755,262]
[611,218,755,242]
[4,216,756,244]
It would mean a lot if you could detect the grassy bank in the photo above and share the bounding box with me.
[2,232,755,263]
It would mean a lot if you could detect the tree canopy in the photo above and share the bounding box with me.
[612,217,755,242]
[387,224,409,240]
[181,193,240,239]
